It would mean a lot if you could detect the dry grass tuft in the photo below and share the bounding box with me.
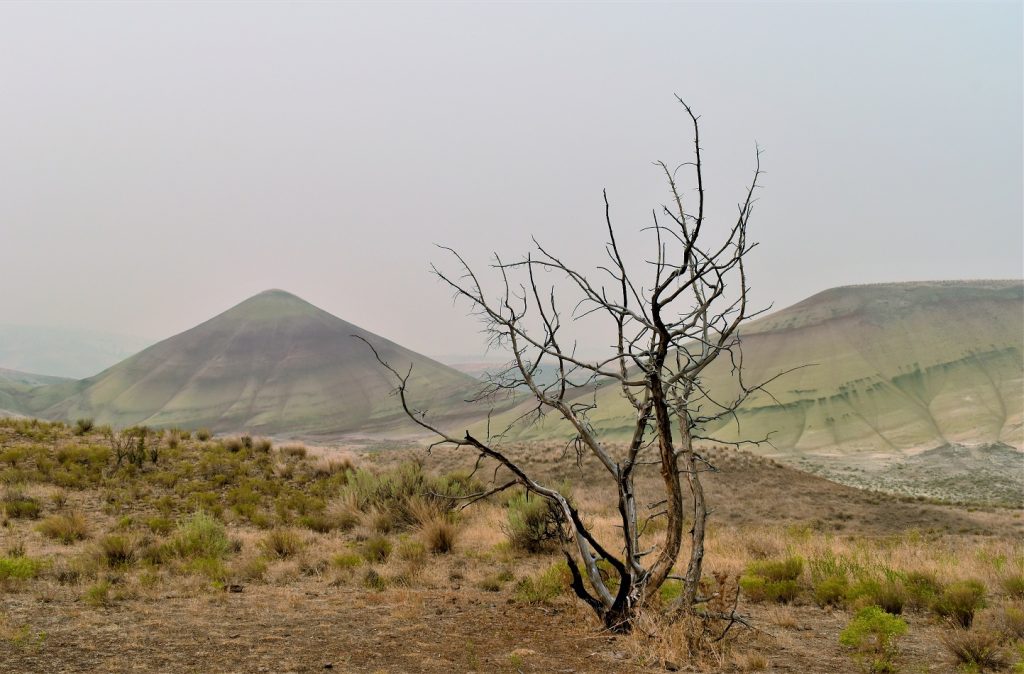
[38,511,90,544]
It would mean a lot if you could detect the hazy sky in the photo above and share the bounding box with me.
[1,1,1021,360]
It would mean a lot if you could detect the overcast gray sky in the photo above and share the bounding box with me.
[1,1,1021,360]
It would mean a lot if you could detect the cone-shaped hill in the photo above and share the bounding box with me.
[34,290,483,436]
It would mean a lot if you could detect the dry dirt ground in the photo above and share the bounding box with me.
[0,579,975,673]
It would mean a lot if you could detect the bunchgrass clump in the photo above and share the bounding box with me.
[421,517,457,554]
[37,511,89,544]
[167,511,230,560]
[741,556,804,603]
[941,627,1007,671]
[73,418,95,435]
[259,529,305,559]
[814,574,849,607]
[97,534,136,568]
[82,580,111,607]
[360,535,392,563]
[514,561,571,604]
[1001,573,1024,599]
[2,492,41,519]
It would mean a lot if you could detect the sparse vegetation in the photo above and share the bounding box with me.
[0,416,1019,672]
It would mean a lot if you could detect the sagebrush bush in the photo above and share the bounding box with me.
[362,567,387,591]
[505,493,563,553]
[195,428,211,441]
[38,511,89,544]
[904,570,943,609]
[73,418,95,435]
[341,462,479,531]
[933,580,987,628]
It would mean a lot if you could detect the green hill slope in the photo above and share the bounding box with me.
[484,280,1023,465]
[0,368,72,417]
[30,290,484,436]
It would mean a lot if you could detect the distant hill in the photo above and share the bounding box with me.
[480,280,1023,499]
[23,290,486,436]
[0,367,72,417]
[0,325,152,379]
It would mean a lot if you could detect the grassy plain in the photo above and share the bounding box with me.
[1,418,1022,673]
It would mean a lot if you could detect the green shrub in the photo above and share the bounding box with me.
[741,556,804,603]
[747,556,804,582]
[1002,573,1024,599]
[814,574,849,607]
[73,418,95,435]
[0,555,42,581]
[397,539,427,564]
[146,516,174,536]
[904,570,943,609]
[514,562,571,603]
[38,511,89,544]
[168,511,230,560]
[932,580,987,628]
[848,579,907,615]
[82,580,111,607]
[839,606,908,673]
[360,535,392,563]
[196,429,211,441]
[341,462,479,531]
[3,492,41,519]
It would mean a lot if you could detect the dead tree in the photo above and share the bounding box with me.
[363,97,772,632]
